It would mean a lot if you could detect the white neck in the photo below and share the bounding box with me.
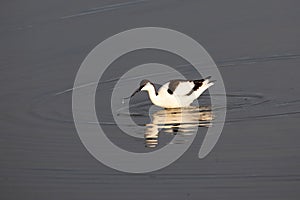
[142,84,160,106]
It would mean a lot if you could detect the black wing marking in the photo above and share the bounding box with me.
[186,76,211,96]
[167,79,185,95]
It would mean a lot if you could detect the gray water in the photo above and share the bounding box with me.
[1,0,300,199]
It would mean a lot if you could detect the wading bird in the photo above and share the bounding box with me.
[127,76,214,108]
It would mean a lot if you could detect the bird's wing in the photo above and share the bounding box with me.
[167,79,210,96]
[160,80,194,96]
[159,77,211,96]
[173,81,196,96]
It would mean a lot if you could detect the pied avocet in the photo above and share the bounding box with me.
[127,76,214,108]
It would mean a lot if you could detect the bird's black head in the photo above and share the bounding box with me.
[140,79,150,87]
[129,79,151,98]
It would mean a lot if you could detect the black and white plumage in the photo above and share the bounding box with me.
[129,76,214,108]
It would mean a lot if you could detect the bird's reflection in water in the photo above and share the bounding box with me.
[145,106,213,148]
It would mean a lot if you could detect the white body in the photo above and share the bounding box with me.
[141,79,214,108]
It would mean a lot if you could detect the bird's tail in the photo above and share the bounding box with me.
[203,76,215,87]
